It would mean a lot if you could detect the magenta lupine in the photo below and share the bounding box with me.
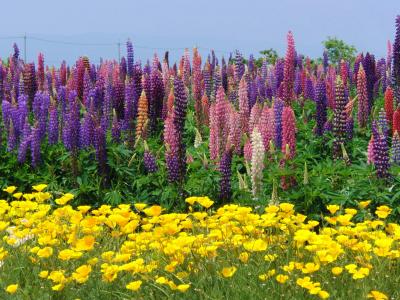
[357,65,369,128]
[283,31,296,105]
[164,114,180,182]
[251,127,265,200]
[209,103,218,160]
[215,86,231,158]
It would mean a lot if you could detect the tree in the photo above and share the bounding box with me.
[259,48,279,64]
[323,37,357,65]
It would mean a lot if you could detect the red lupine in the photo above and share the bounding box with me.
[384,86,394,126]
[393,107,400,135]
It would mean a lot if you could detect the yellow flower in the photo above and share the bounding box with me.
[75,236,95,251]
[196,197,214,209]
[13,192,23,199]
[39,271,49,278]
[221,266,237,278]
[367,290,388,300]
[239,252,249,263]
[259,269,276,281]
[331,267,343,275]
[72,265,92,283]
[276,274,289,284]
[5,284,18,294]
[143,205,162,217]
[134,203,147,211]
[58,249,82,261]
[375,206,392,219]
[301,262,320,274]
[264,254,278,262]
[3,186,17,194]
[359,200,371,209]
[185,197,197,205]
[243,239,268,252]
[55,193,74,205]
[176,284,190,292]
[32,184,48,192]
[37,247,53,258]
[318,290,330,299]
[52,284,65,291]
[326,205,340,215]
[126,280,142,291]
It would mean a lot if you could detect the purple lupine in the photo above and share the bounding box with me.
[363,53,376,112]
[30,124,41,168]
[294,71,302,97]
[113,77,125,120]
[333,77,347,159]
[391,131,400,164]
[323,50,329,73]
[7,121,17,152]
[261,59,268,80]
[111,113,121,143]
[372,121,390,178]
[120,56,127,82]
[150,61,165,131]
[346,116,354,140]
[102,80,113,129]
[124,79,135,146]
[93,123,109,182]
[219,149,233,202]
[378,108,389,138]
[315,78,327,136]
[203,63,212,98]
[221,57,228,92]
[17,119,31,164]
[324,120,333,133]
[392,15,400,102]
[234,50,245,82]
[80,112,94,148]
[273,98,284,149]
[275,59,285,92]
[48,105,59,145]
[144,151,158,173]
[63,91,80,154]
[127,40,134,78]
[305,77,315,101]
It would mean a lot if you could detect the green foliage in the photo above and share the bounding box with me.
[323,36,357,65]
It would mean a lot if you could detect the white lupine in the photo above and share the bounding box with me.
[251,127,265,200]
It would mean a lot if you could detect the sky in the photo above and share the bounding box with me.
[1,0,400,65]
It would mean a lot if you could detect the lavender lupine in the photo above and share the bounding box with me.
[391,131,400,164]
[80,112,94,148]
[234,50,245,83]
[333,77,347,159]
[315,78,327,136]
[7,121,17,152]
[63,91,80,176]
[219,149,233,202]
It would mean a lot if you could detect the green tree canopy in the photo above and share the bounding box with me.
[323,36,357,65]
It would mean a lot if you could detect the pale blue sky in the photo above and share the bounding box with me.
[2,0,400,64]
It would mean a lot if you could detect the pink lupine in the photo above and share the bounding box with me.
[367,136,375,165]
[357,65,368,128]
[258,106,275,151]
[251,127,265,200]
[209,103,219,160]
[281,106,296,159]
[238,76,249,134]
[249,103,262,136]
[227,109,242,154]
[244,139,252,162]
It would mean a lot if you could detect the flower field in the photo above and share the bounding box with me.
[0,185,398,299]
[1,8,400,300]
